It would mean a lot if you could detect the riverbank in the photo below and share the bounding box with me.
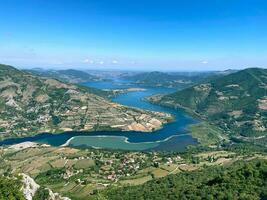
[61,134,191,149]
[0,80,198,151]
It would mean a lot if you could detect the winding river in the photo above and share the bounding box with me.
[0,80,198,151]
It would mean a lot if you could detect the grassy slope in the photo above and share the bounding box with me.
[188,122,226,146]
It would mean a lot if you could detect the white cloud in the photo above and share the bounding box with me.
[201,61,208,64]
[83,59,89,63]
[112,60,118,64]
[99,61,104,65]
[83,59,94,64]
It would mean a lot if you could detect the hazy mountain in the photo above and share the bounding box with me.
[122,71,225,89]
[25,68,103,83]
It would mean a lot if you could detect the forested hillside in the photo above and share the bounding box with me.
[149,68,267,138]
[103,159,267,200]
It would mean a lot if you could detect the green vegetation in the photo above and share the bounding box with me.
[150,68,267,144]
[102,159,267,200]
[33,187,50,200]
[0,175,25,200]
[1,143,266,200]
[0,145,180,199]
[123,71,213,89]
[1,66,266,200]
[188,122,226,146]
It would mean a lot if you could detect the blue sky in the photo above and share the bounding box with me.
[0,0,267,71]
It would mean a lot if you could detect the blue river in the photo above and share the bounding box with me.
[0,80,198,151]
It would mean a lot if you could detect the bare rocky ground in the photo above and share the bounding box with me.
[21,173,70,200]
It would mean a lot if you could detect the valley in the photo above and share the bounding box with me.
[0,65,266,200]
[0,64,173,141]
[1,2,267,199]
[0,65,199,151]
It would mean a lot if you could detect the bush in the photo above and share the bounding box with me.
[0,176,25,200]
[33,187,50,200]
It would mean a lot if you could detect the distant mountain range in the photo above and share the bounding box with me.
[25,68,104,83]
[0,64,172,140]
[121,70,236,89]
[148,68,267,139]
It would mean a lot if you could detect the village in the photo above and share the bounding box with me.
[1,141,260,199]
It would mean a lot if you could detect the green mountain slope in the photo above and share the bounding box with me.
[149,68,267,138]
[0,64,172,140]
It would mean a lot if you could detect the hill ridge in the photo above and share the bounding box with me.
[148,68,267,140]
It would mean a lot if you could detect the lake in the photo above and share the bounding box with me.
[0,79,198,151]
